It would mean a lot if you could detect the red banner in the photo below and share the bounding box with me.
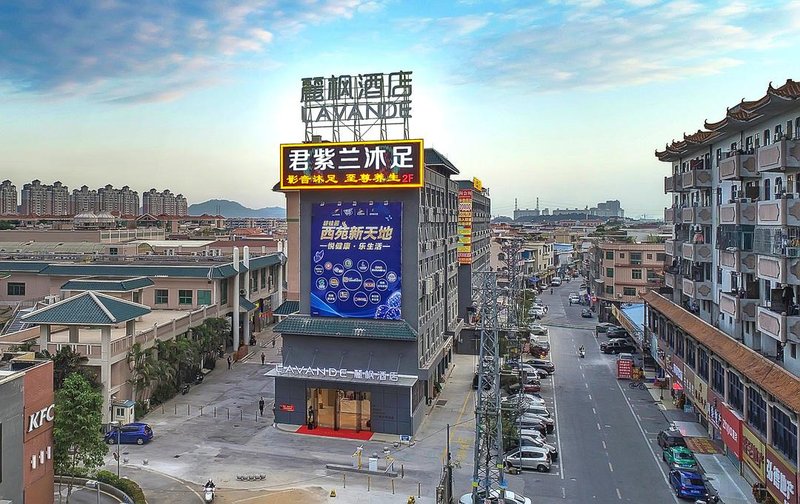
[766,446,798,504]
[718,401,742,460]
[279,404,295,412]
[617,359,632,380]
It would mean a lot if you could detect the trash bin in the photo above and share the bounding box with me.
[369,457,378,472]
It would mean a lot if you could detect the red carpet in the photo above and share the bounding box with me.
[295,425,373,440]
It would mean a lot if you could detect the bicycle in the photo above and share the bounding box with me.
[629,380,647,390]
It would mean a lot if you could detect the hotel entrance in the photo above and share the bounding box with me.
[307,388,371,432]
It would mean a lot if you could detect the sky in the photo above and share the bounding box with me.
[1,0,800,218]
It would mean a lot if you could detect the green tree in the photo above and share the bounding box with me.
[54,373,108,503]
[127,343,157,403]
[50,346,95,389]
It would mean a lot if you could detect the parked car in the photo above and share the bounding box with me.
[502,394,545,408]
[601,340,637,354]
[658,429,687,450]
[517,435,558,460]
[606,327,629,338]
[529,324,548,336]
[581,308,593,318]
[104,423,153,445]
[521,404,551,418]
[525,359,555,374]
[599,338,630,351]
[595,323,619,336]
[519,428,546,441]
[530,306,545,318]
[459,490,531,504]
[568,294,580,304]
[663,446,698,470]
[504,446,551,472]
[668,469,709,500]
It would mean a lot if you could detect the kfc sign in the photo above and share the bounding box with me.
[718,401,742,459]
[28,404,54,433]
[766,446,798,504]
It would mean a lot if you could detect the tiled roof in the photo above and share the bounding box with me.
[274,315,417,341]
[424,148,460,175]
[21,291,151,325]
[274,300,299,316]
[239,297,257,312]
[61,277,154,292]
[641,291,800,413]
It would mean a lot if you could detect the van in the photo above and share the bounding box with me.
[550,277,562,286]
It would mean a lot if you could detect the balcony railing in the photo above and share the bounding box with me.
[719,201,757,226]
[682,242,713,263]
[682,276,713,300]
[757,305,800,343]
[664,269,681,289]
[756,254,800,284]
[757,138,800,172]
[719,291,758,322]
[665,239,684,257]
[681,167,713,189]
[756,197,800,227]
[753,226,800,257]
[664,207,681,224]
[681,205,712,225]
[719,152,758,180]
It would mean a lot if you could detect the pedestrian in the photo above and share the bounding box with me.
[272,405,277,427]
[272,337,276,348]
[307,405,315,430]
[550,288,553,295]
[227,355,232,370]
[259,397,265,416]
[261,352,266,365]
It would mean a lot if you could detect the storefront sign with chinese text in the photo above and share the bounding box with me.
[742,424,766,482]
[707,390,723,430]
[275,364,400,382]
[457,189,472,264]
[280,139,423,189]
[672,361,684,384]
[766,446,798,504]
[718,401,742,459]
[310,202,402,319]
[617,359,632,379]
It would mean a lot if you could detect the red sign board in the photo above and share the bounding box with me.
[718,401,742,460]
[617,359,632,380]
[279,404,295,412]
[766,446,798,504]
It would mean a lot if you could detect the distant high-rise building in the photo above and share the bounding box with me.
[591,200,624,218]
[142,188,187,216]
[0,180,17,214]
[21,180,70,216]
[70,185,99,214]
[96,184,140,215]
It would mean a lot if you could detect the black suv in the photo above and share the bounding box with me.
[601,340,637,354]
[657,429,687,449]
[606,327,629,338]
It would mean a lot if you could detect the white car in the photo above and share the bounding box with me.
[519,428,546,441]
[530,306,545,317]
[568,294,580,303]
[460,490,531,504]
[504,446,552,472]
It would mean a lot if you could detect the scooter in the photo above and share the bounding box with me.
[694,491,719,503]
[203,486,215,502]
[180,383,190,395]
[579,348,585,358]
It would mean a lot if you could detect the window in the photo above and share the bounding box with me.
[605,251,613,260]
[675,334,684,358]
[155,289,168,304]
[656,253,666,262]
[197,290,212,306]
[748,387,767,435]
[647,253,653,260]
[686,339,696,369]
[632,269,642,280]
[606,268,614,277]
[771,406,798,460]
[261,268,267,289]
[711,359,725,394]
[727,372,743,412]
[6,282,25,296]
[109,247,118,256]
[623,287,636,296]
[630,252,642,265]
[178,290,193,305]
[698,348,709,380]
[220,278,228,305]
[605,285,613,295]
[764,129,771,145]
[619,252,625,259]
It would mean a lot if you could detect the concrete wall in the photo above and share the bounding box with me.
[0,374,24,503]
[22,361,54,504]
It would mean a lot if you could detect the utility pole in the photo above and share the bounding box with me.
[500,238,526,441]
[470,270,507,503]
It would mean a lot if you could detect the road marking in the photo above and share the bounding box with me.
[592,407,596,415]
[616,488,622,500]
[551,349,565,480]
[608,462,614,472]
[562,487,566,499]
[615,380,681,504]
[584,383,589,389]
[601,440,607,450]
[596,422,601,431]
[588,394,592,401]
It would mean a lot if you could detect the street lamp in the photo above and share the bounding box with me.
[110,420,121,478]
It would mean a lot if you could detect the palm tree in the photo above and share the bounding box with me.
[51,346,89,389]
[127,343,157,402]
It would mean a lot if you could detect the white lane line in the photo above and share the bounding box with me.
[588,394,592,401]
[615,380,681,504]
[552,360,565,481]
[592,407,596,415]
[585,383,589,389]
[608,462,614,472]
[562,487,566,499]
[597,422,601,431]
[602,440,607,450]
[616,488,622,500]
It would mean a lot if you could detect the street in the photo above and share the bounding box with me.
[508,284,679,503]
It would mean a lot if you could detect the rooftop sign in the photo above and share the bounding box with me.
[279,139,424,190]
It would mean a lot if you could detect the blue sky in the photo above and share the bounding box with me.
[1,0,799,217]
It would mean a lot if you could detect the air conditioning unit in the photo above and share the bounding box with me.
[739,198,750,203]
[240,289,247,296]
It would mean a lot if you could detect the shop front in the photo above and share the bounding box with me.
[668,356,688,411]
[692,372,709,427]
[766,446,798,504]
[708,389,723,443]
[742,424,766,489]
[717,399,743,468]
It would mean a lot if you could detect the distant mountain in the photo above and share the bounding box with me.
[188,199,285,218]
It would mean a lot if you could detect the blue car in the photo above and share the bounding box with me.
[104,423,153,445]
[669,469,707,499]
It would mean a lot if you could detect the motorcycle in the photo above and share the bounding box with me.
[180,383,190,395]
[204,481,216,502]
[579,348,585,359]
[695,491,719,503]
[194,372,204,384]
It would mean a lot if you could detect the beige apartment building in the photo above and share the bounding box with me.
[588,241,666,320]
[0,180,17,215]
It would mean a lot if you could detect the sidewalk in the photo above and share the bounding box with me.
[644,385,756,504]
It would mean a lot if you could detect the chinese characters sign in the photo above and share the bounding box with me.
[742,424,766,482]
[311,202,402,319]
[280,139,424,190]
[276,364,400,382]
[300,72,413,142]
[616,359,632,379]
[458,189,472,265]
[718,401,742,459]
[766,446,798,504]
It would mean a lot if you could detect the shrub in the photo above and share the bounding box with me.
[134,400,149,420]
[150,382,176,406]
[94,470,146,504]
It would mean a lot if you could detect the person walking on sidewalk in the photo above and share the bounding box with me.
[259,397,265,416]
[261,352,266,365]
[272,337,276,348]
[227,355,232,370]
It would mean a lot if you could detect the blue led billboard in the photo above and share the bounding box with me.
[310,201,402,319]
